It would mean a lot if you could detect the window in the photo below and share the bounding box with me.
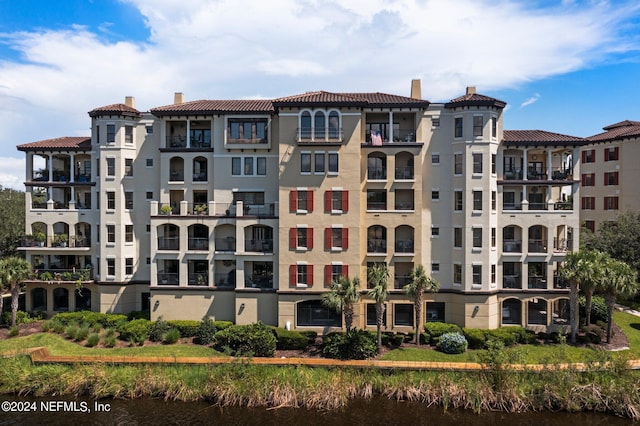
[301,153,311,173]
[454,117,463,138]
[290,190,313,213]
[604,146,619,161]
[473,153,482,174]
[325,190,348,213]
[367,227,387,254]
[604,196,619,210]
[290,227,313,250]
[454,227,462,248]
[325,264,348,286]
[146,158,153,167]
[106,225,115,243]
[96,125,100,144]
[584,220,595,233]
[491,191,496,211]
[453,264,462,284]
[125,126,133,144]
[328,152,339,173]
[325,227,348,250]
[472,265,482,285]
[473,191,483,211]
[394,304,414,327]
[290,264,313,287]
[106,158,115,176]
[146,125,153,135]
[257,157,266,175]
[125,258,133,275]
[604,171,619,186]
[297,300,340,326]
[491,265,496,284]
[232,157,241,175]
[431,153,440,164]
[227,118,268,143]
[96,158,100,177]
[125,158,133,176]
[473,116,483,137]
[366,303,386,326]
[367,190,386,210]
[146,191,153,200]
[146,224,150,232]
[244,157,253,175]
[125,225,133,243]
[431,263,440,273]
[581,173,595,186]
[314,152,325,173]
[454,191,463,211]
[431,226,440,237]
[581,196,596,210]
[107,258,115,276]
[454,154,463,174]
[491,154,496,174]
[125,192,133,210]
[106,192,115,210]
[233,191,264,205]
[491,227,496,248]
[472,228,482,248]
[431,116,440,128]
[431,190,440,200]
[491,117,497,138]
[582,149,595,163]
[106,124,115,143]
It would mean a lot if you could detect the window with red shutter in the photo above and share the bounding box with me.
[324,228,331,250]
[307,190,314,212]
[289,190,297,212]
[324,191,332,213]
[342,264,349,277]
[342,190,349,212]
[289,265,296,286]
[289,228,296,250]
[307,228,314,249]
[308,265,314,286]
[342,228,349,249]
[324,265,332,285]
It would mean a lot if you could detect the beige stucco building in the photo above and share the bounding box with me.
[17,81,584,333]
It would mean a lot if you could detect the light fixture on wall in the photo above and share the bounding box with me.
[532,155,538,160]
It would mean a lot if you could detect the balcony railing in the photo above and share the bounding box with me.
[157,273,179,285]
[296,127,343,143]
[527,276,547,289]
[245,274,274,289]
[244,239,273,253]
[215,238,236,252]
[367,201,386,210]
[503,275,521,289]
[34,268,93,282]
[187,273,208,286]
[528,202,548,211]
[158,237,179,250]
[394,275,410,289]
[188,238,209,251]
[503,167,574,181]
[553,238,573,252]
[367,166,387,180]
[169,170,184,181]
[394,166,414,180]
[367,238,386,253]
[395,201,414,211]
[395,240,414,253]
[528,239,547,253]
[553,275,569,289]
[364,128,417,144]
[214,273,235,288]
[167,136,187,148]
[503,202,523,210]
[502,240,522,253]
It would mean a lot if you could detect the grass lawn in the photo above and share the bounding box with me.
[0,332,225,358]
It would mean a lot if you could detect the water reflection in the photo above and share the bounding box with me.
[0,396,633,426]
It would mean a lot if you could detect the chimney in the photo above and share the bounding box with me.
[124,96,135,108]
[410,79,422,100]
[466,86,476,95]
[174,92,184,104]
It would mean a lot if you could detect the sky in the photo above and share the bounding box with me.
[1,0,639,190]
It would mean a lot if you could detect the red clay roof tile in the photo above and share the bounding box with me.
[88,103,141,118]
[17,136,91,152]
[151,99,274,116]
[503,130,585,146]
[588,120,640,142]
[445,93,506,108]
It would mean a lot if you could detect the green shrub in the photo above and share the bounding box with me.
[30,310,48,320]
[86,333,100,347]
[381,332,392,346]
[194,318,217,345]
[463,328,488,349]
[64,325,79,340]
[167,320,199,337]
[405,331,415,343]
[149,319,171,342]
[389,333,404,347]
[298,330,318,343]
[420,332,430,345]
[103,328,116,338]
[51,320,66,334]
[75,324,90,341]
[424,322,462,344]
[128,310,150,320]
[437,332,468,354]
[8,326,19,337]
[2,311,34,325]
[485,328,517,347]
[52,311,102,327]
[104,314,128,329]
[213,320,234,331]
[322,329,378,360]
[272,328,309,350]
[104,335,116,348]
[163,328,181,344]
[581,324,605,344]
[579,295,608,324]
[213,322,276,357]
[118,318,151,344]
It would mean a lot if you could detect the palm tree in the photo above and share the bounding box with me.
[0,257,33,327]
[321,275,360,331]
[581,250,608,326]
[600,257,638,343]
[403,265,439,345]
[367,263,389,352]
[559,250,606,343]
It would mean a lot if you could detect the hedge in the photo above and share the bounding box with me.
[167,320,200,337]
[272,328,309,350]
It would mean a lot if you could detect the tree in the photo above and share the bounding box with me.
[367,263,389,352]
[600,257,638,343]
[559,250,607,343]
[580,250,608,326]
[403,265,439,345]
[0,257,32,327]
[0,186,25,258]
[582,212,640,276]
[322,275,360,331]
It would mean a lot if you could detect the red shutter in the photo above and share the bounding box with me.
[342,228,349,249]
[614,172,619,185]
[615,197,619,209]
[325,191,331,212]
[342,191,349,212]
[308,265,314,286]
[605,149,609,161]
[581,197,586,210]
[307,228,314,249]
[342,264,349,278]
[582,151,586,163]
[290,265,296,286]
[592,151,596,162]
[581,174,586,186]
[290,191,297,212]
[614,147,619,160]
[325,265,332,285]
[325,228,331,250]
[307,190,314,212]
[289,228,296,249]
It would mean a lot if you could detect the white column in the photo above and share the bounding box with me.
[388,112,394,142]
[48,154,53,182]
[186,120,191,148]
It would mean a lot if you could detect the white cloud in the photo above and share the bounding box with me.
[0,157,26,191]
[0,0,639,187]
[521,93,541,108]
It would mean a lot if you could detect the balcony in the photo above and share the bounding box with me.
[528,276,547,289]
[395,166,414,180]
[188,237,209,251]
[214,273,236,289]
[187,273,208,286]
[503,275,521,289]
[553,238,573,252]
[34,268,93,282]
[528,239,547,253]
[367,166,387,180]
[395,239,414,254]
[502,167,574,182]
[367,238,386,254]
[158,237,179,250]
[296,128,343,144]
[157,273,179,285]
[553,275,568,289]
[503,201,523,211]
[503,240,522,253]
[245,274,274,289]
[244,239,273,253]
[215,238,236,252]
[394,274,410,289]
[169,170,184,182]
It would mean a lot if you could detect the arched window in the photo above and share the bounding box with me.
[193,157,207,182]
[502,298,521,325]
[300,111,312,139]
[553,299,570,325]
[503,225,522,252]
[169,157,184,181]
[367,152,387,180]
[188,224,209,250]
[297,300,341,327]
[75,289,91,311]
[328,111,340,139]
[31,288,47,311]
[395,225,414,253]
[158,224,180,250]
[53,288,69,312]
[314,111,326,139]
[367,225,387,253]
[528,225,547,253]
[528,298,547,325]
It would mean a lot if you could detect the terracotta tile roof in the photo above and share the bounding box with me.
[503,130,586,146]
[273,91,429,108]
[151,99,274,116]
[88,103,141,118]
[588,120,640,142]
[445,93,506,109]
[17,136,92,152]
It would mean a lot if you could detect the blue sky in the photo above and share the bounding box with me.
[1,0,639,189]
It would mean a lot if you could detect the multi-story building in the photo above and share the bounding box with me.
[580,120,640,232]
[17,81,583,333]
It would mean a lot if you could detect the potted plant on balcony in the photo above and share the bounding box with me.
[33,232,46,247]
[160,204,173,215]
[197,274,206,285]
[193,204,208,215]
[54,234,68,247]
